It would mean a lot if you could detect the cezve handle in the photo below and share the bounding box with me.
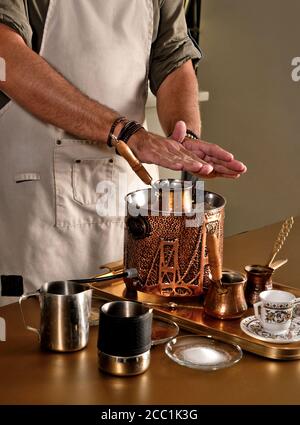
[71,268,138,284]
[113,139,153,186]
[207,231,223,282]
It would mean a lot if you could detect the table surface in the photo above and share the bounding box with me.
[0,297,19,308]
[1,217,300,405]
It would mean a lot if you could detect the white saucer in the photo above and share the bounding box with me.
[240,316,300,344]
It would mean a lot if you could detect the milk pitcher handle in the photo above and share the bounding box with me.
[19,292,40,340]
[253,301,262,320]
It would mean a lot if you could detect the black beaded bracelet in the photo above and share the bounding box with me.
[168,129,200,140]
[186,129,200,140]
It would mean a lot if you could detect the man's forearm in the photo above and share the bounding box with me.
[156,60,201,137]
[0,24,118,143]
[0,25,245,177]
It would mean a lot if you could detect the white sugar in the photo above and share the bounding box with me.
[183,346,228,365]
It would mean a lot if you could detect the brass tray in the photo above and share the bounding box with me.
[91,278,300,360]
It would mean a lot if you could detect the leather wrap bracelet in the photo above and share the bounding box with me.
[108,119,144,156]
[114,121,144,155]
[117,121,144,143]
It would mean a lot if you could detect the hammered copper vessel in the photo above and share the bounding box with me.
[203,270,247,319]
[124,180,226,297]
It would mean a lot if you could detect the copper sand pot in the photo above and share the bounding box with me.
[124,180,226,297]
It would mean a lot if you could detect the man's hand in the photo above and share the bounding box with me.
[155,60,246,179]
[128,129,214,176]
[171,121,247,179]
[0,25,246,179]
[128,120,247,179]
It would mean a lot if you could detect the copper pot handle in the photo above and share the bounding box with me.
[207,231,222,282]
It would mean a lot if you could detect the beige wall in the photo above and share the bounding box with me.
[199,0,300,236]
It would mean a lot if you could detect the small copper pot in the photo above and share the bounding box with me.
[204,270,248,320]
[244,265,273,306]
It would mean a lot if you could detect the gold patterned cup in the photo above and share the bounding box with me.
[254,290,300,335]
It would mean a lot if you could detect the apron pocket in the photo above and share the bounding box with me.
[72,158,113,205]
[54,139,121,228]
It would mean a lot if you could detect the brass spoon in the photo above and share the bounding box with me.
[269,258,288,271]
[266,217,294,266]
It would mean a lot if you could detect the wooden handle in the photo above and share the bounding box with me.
[114,140,153,185]
[100,260,124,273]
[207,231,222,282]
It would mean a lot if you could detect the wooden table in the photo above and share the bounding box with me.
[1,218,300,405]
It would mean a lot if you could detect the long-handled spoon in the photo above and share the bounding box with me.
[266,217,294,267]
[269,258,288,271]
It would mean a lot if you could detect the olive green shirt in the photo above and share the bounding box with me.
[0,0,201,109]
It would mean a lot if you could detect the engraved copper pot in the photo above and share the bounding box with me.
[244,265,273,306]
[124,180,226,297]
[203,270,247,319]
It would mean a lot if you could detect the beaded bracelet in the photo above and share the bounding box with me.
[186,129,200,140]
[167,129,200,140]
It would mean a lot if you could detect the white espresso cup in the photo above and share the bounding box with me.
[253,290,300,334]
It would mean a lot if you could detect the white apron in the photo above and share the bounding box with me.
[0,0,158,291]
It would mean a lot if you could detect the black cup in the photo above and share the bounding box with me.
[97,301,153,375]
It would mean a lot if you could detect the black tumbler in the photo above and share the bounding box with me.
[97,301,153,376]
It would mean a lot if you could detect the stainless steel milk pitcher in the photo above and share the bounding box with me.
[19,281,92,352]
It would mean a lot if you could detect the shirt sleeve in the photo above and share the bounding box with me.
[149,0,202,95]
[0,0,32,46]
